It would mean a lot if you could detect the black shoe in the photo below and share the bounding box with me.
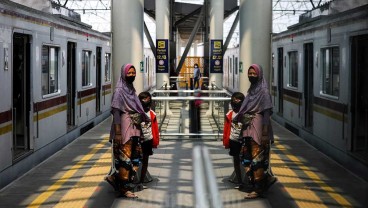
[264,176,277,191]
[104,175,118,191]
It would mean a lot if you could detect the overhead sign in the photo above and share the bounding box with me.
[210,39,223,73]
[156,39,169,73]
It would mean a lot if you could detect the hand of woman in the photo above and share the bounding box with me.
[261,135,270,147]
[114,134,123,146]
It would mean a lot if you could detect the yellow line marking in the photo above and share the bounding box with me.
[271,152,328,208]
[0,124,12,135]
[53,152,110,208]
[27,137,109,208]
[78,95,96,105]
[274,143,353,207]
[33,105,67,122]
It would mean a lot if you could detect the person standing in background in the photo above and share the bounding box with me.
[193,63,201,89]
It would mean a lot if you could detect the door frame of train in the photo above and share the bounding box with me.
[67,41,76,129]
[277,47,284,115]
[351,34,368,154]
[303,42,314,130]
[12,31,33,160]
[96,46,102,114]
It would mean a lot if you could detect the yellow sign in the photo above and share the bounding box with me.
[214,41,221,49]
[158,41,165,48]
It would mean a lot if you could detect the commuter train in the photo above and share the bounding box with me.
[0,0,155,188]
[224,1,368,175]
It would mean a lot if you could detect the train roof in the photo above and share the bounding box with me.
[1,0,110,39]
[272,0,368,38]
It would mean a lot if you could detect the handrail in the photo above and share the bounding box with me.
[193,146,223,208]
[161,133,221,136]
[152,97,231,101]
[153,89,231,95]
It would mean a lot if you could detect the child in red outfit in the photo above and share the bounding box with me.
[138,92,159,184]
[223,92,245,186]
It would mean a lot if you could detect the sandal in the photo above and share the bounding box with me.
[123,191,138,198]
[244,191,261,199]
[104,175,118,191]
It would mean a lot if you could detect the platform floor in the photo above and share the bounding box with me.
[0,118,367,208]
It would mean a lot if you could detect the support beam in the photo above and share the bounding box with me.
[144,21,156,56]
[176,6,204,74]
[223,11,239,53]
[224,6,239,19]
[144,8,155,19]
[174,7,202,27]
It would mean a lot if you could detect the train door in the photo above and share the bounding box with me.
[351,34,368,156]
[96,47,102,113]
[303,43,314,129]
[67,42,76,129]
[277,47,284,115]
[12,33,31,159]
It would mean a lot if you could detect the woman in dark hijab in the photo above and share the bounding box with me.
[234,64,276,199]
[106,63,148,198]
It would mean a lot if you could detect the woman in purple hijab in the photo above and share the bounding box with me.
[105,63,148,198]
[234,64,276,199]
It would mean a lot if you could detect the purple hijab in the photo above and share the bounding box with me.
[237,64,272,116]
[111,64,145,114]
[110,64,148,144]
[235,64,273,144]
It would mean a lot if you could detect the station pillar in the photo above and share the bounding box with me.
[111,0,144,92]
[239,0,272,93]
[209,0,224,89]
[156,0,170,90]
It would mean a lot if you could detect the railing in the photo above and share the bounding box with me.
[152,89,231,139]
[193,145,223,208]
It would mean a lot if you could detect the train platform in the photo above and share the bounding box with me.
[0,117,367,208]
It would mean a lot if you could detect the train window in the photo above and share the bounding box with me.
[82,50,92,87]
[321,47,339,97]
[104,53,111,82]
[288,51,298,88]
[41,46,59,95]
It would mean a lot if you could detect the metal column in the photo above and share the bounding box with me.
[239,0,272,93]
[111,0,144,92]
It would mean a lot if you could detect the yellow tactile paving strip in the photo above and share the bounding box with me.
[24,136,356,207]
[27,137,109,208]
[53,151,110,208]
[272,141,353,208]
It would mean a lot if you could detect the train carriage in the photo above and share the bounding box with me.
[222,0,368,178]
[271,2,368,170]
[0,0,113,188]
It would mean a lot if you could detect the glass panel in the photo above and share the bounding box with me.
[82,51,91,86]
[104,53,111,82]
[41,46,59,95]
[322,47,339,96]
[288,51,298,87]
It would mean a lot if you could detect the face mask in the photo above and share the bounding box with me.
[231,101,242,113]
[126,76,135,84]
[141,101,151,112]
[248,76,258,85]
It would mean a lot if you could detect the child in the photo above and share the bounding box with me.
[223,92,245,187]
[138,91,159,185]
